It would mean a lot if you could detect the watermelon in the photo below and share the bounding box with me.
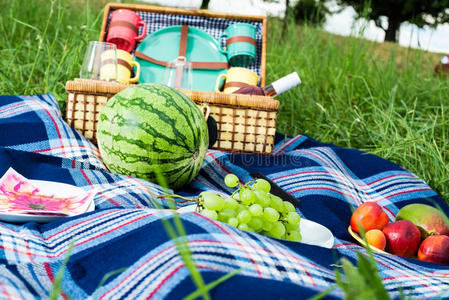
[96,83,208,190]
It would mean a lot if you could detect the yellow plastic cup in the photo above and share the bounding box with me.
[101,49,140,83]
[215,67,259,94]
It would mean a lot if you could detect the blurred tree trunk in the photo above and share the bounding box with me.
[282,0,290,36]
[200,0,210,9]
[384,17,400,42]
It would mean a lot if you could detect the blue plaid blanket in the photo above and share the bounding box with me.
[0,94,448,299]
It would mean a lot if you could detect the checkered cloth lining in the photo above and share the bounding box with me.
[0,94,448,299]
[105,9,264,77]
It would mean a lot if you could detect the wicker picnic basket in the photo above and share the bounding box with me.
[65,3,279,154]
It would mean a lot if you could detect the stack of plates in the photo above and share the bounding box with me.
[0,180,96,223]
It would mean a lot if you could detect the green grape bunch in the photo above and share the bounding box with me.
[194,174,302,242]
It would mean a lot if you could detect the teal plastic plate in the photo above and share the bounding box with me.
[135,26,228,91]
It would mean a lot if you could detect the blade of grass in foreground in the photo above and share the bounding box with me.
[183,269,241,300]
[48,239,75,300]
[152,169,210,300]
[48,241,127,299]
[92,267,127,299]
[152,168,240,300]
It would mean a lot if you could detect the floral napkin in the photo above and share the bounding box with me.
[0,168,95,215]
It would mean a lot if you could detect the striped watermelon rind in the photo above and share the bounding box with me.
[97,84,208,190]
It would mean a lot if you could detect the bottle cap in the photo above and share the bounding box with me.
[271,72,301,95]
[442,55,449,64]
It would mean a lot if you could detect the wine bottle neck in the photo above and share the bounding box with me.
[264,72,301,97]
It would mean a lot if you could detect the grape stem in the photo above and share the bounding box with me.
[230,180,257,199]
[230,188,240,198]
[156,194,199,202]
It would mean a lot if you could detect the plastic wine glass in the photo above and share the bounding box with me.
[79,41,118,81]
[162,56,193,90]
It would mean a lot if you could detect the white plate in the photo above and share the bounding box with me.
[177,205,334,249]
[0,180,95,224]
[177,205,199,214]
[300,219,334,249]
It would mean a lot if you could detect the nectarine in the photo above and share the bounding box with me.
[365,229,386,251]
[350,202,389,234]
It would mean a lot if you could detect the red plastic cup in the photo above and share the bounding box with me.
[106,9,147,53]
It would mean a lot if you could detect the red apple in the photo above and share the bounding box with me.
[350,202,389,234]
[418,235,449,265]
[382,220,421,257]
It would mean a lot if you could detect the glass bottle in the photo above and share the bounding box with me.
[233,72,301,97]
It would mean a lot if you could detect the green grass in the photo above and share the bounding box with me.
[0,0,105,109]
[1,1,447,205]
[268,21,449,203]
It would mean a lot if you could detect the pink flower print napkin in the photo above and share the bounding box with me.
[0,168,95,215]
